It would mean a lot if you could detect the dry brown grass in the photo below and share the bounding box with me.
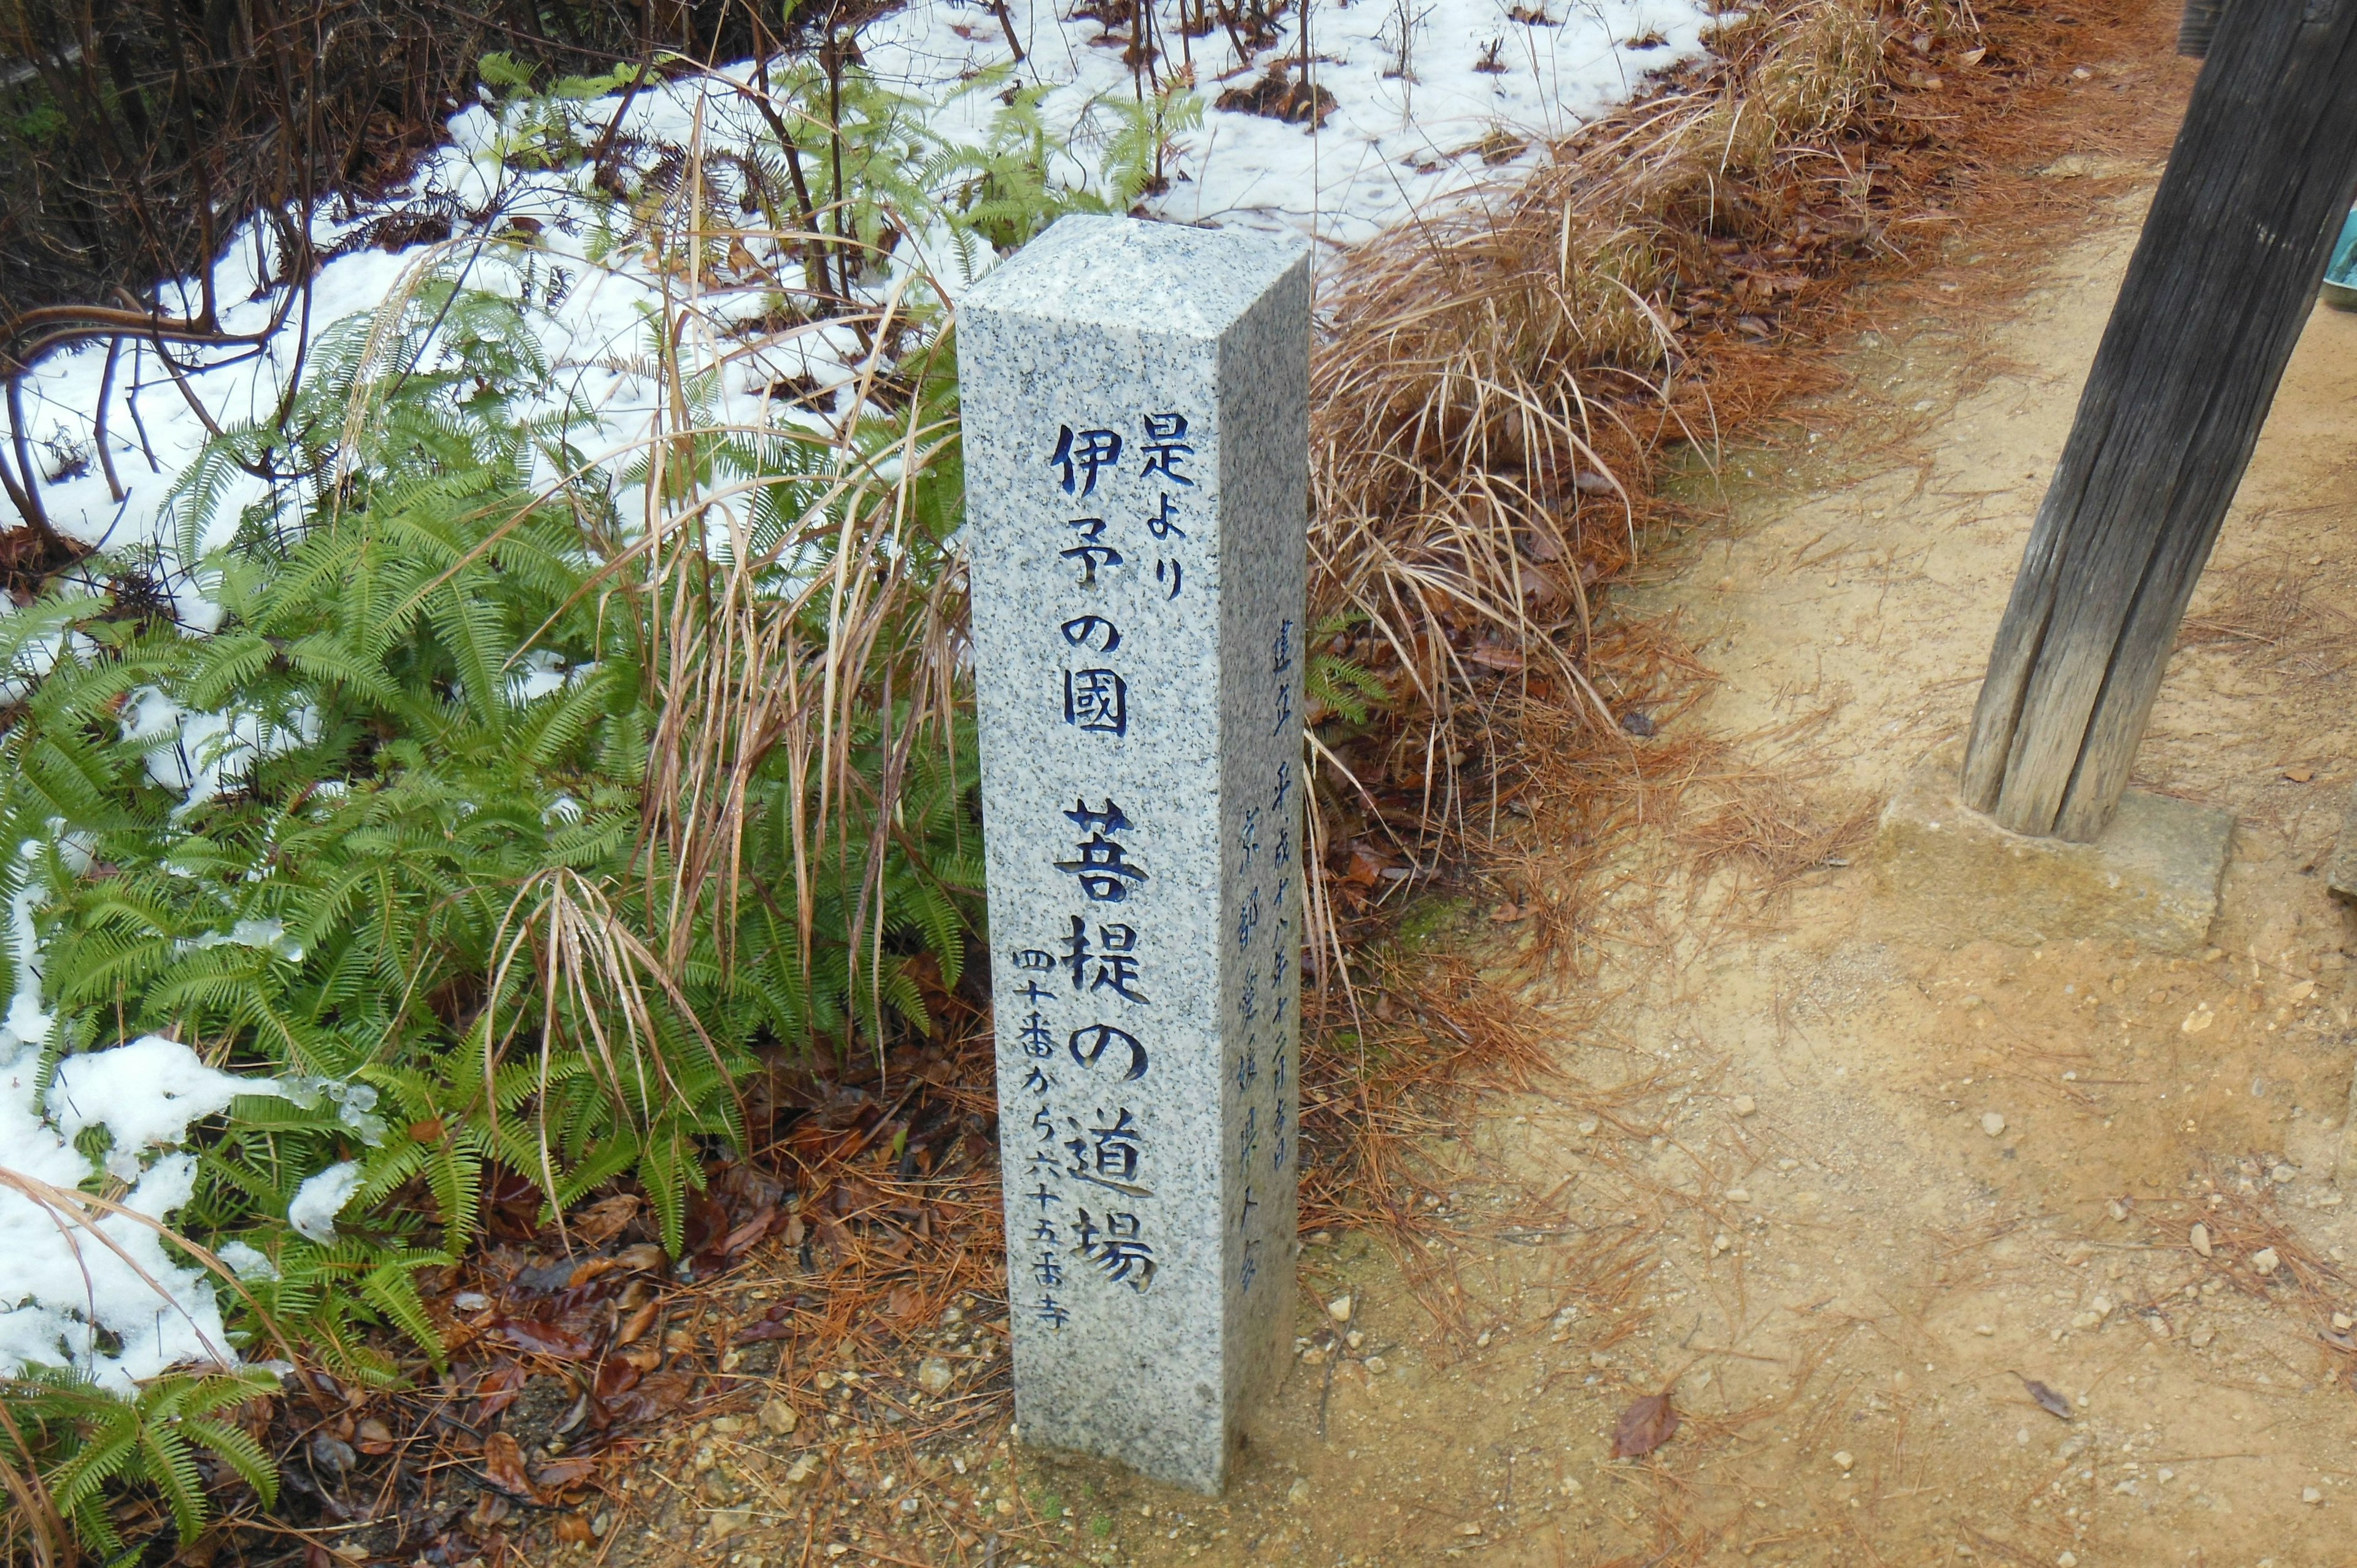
[2180,558,2357,689]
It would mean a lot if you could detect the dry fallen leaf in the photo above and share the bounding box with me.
[614,1298,660,1348]
[481,1432,544,1500]
[1611,1390,1681,1458]
[534,1456,600,1493]
[572,1192,641,1245]
[2014,1373,2072,1419]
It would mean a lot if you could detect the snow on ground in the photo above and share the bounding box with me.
[0,0,1708,1390]
[11,0,1711,574]
[865,0,1709,246]
[0,1036,278,1392]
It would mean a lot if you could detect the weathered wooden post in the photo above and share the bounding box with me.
[1959,0,2357,841]
[959,215,1310,1491]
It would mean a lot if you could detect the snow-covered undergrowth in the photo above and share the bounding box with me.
[9,0,1711,569]
[0,0,1708,1546]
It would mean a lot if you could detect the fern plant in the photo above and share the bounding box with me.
[0,38,1137,1556]
[3,1366,279,1556]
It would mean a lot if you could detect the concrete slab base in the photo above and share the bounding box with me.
[1869,744,2234,955]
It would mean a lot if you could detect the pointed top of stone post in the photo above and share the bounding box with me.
[962,215,1307,341]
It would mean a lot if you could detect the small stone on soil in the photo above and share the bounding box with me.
[1981,1111,2006,1137]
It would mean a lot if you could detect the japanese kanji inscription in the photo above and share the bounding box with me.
[961,215,1309,1493]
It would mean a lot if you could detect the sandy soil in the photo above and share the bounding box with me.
[574,45,2357,1568]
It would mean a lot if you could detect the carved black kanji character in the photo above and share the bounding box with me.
[1019,1011,1056,1060]
[1035,1293,1072,1328]
[1060,517,1123,585]
[1272,617,1295,674]
[1034,1253,1065,1287]
[1049,426,1121,497]
[1139,413,1194,486]
[1064,1107,1150,1196]
[1073,1208,1157,1290]
[1236,887,1262,952]
[1089,924,1148,1003]
[1064,668,1128,736]
[1055,810,1147,901]
[1060,614,1121,652]
[1067,1022,1149,1081]
[1145,492,1186,539]
[1238,806,1261,869]
[1155,558,1182,600]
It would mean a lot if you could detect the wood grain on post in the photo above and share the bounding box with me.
[1959,0,2357,841]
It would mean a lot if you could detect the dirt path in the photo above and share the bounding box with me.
[981,91,2357,1568]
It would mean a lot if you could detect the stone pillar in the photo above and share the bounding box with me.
[959,215,1310,1493]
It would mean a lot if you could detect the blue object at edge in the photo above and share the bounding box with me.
[2327,207,2357,294]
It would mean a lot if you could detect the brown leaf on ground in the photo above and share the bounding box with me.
[2015,1373,2072,1419]
[1611,1391,1681,1458]
[601,1367,697,1426]
[533,1456,600,1493]
[594,1358,643,1401]
[723,1207,775,1254]
[491,1312,599,1360]
[481,1432,543,1501]
[472,1364,527,1421]
[614,1297,660,1348]
[572,1193,641,1245]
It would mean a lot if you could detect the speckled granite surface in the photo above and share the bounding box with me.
[960,215,1309,1493]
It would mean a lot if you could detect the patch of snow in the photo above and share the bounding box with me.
[184,917,308,966]
[45,1035,280,1181]
[215,1239,281,1282]
[0,1036,281,1392]
[287,1161,363,1244]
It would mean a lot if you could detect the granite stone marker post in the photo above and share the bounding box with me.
[959,215,1310,1493]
